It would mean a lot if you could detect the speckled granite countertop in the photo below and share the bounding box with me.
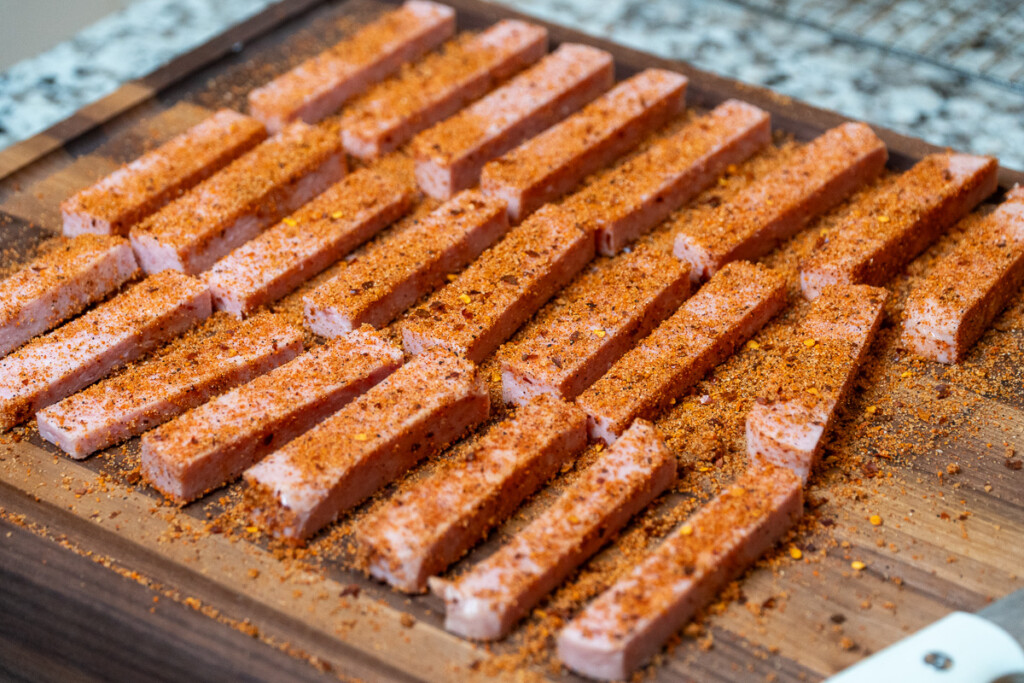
[1,0,1022,169]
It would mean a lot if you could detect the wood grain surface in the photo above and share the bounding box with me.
[1,1,1022,681]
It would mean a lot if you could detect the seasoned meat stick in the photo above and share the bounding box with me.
[341,19,548,159]
[0,235,138,357]
[0,271,210,431]
[38,314,302,458]
[61,109,266,236]
[248,0,455,132]
[142,328,402,503]
[356,394,587,592]
[411,43,614,199]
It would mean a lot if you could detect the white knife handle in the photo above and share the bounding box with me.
[828,612,1024,683]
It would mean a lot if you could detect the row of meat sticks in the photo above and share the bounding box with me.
[2,0,1023,679]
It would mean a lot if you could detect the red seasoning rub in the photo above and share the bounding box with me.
[800,152,999,300]
[746,284,887,483]
[902,186,1024,363]
[206,168,415,317]
[673,122,888,280]
[564,99,771,256]
[247,0,455,132]
[558,463,803,681]
[37,314,302,459]
[142,328,402,503]
[61,109,267,236]
[304,191,508,337]
[411,43,615,199]
[244,348,489,543]
[355,394,587,593]
[129,121,346,276]
[0,235,138,358]
[481,69,688,223]
[0,270,210,432]
[341,20,548,159]
[499,246,690,406]
[401,204,594,363]
[577,261,787,444]
[431,419,675,640]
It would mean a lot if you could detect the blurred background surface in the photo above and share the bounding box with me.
[0,0,1021,166]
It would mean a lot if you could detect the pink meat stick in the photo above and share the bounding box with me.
[430,419,676,640]
[247,1,455,132]
[129,121,346,275]
[673,122,888,280]
[0,270,210,432]
[558,463,803,680]
[577,261,787,444]
[0,235,138,357]
[562,99,771,256]
[37,314,302,459]
[746,285,887,483]
[141,327,402,503]
[304,190,508,337]
[61,109,267,236]
[411,43,615,199]
[800,152,999,300]
[902,187,1024,363]
[401,204,594,363]
[499,246,690,406]
[244,348,489,543]
[341,20,548,159]
[481,68,687,223]
[355,394,587,593]
[205,168,415,317]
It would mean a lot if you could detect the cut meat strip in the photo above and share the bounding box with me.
[244,348,489,543]
[558,463,803,681]
[248,0,455,132]
[341,20,548,159]
[499,246,690,406]
[37,314,302,459]
[356,394,586,593]
[130,122,346,275]
[206,168,415,317]
[304,191,508,337]
[430,419,675,640]
[577,261,787,444]
[0,235,138,358]
[902,187,1024,364]
[799,152,999,300]
[481,68,687,223]
[562,99,771,256]
[411,43,615,199]
[673,122,888,280]
[141,328,402,503]
[61,109,267,236]
[0,270,210,432]
[746,284,887,483]
[401,204,594,363]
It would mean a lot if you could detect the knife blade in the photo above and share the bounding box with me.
[827,589,1024,683]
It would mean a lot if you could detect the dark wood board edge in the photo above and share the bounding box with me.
[0,0,322,181]
[0,516,344,683]
[0,479,415,683]
[3,394,609,683]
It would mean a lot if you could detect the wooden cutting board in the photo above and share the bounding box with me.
[1,1,1022,681]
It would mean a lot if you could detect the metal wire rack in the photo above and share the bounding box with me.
[730,0,1024,92]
